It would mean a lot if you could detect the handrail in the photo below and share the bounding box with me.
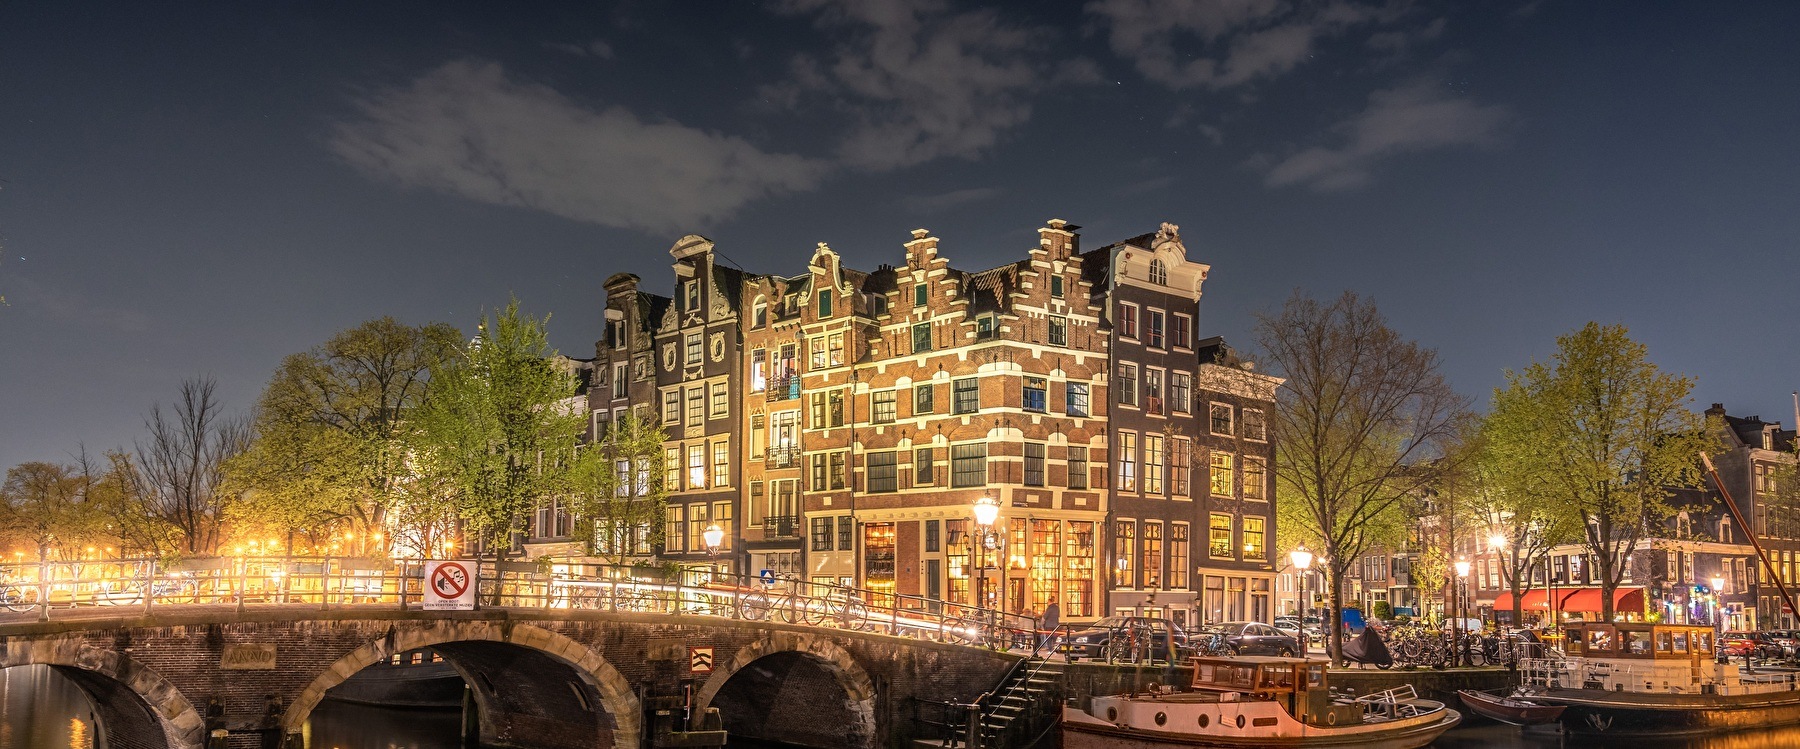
[0,557,1043,651]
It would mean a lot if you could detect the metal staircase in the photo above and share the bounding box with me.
[916,657,1063,748]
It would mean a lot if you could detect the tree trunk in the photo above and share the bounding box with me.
[1328,567,1346,667]
[1600,576,1616,622]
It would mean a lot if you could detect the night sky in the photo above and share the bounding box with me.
[3,2,1798,470]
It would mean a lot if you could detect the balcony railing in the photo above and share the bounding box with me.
[767,445,801,468]
[763,515,800,539]
[766,376,800,402]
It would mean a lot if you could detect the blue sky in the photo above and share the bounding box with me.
[3,1,1798,469]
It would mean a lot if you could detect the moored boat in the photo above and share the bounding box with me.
[1456,688,1564,727]
[1519,622,1800,735]
[1062,655,1461,748]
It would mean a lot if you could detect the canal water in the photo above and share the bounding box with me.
[10,665,1800,748]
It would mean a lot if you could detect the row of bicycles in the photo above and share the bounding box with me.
[1384,624,1535,668]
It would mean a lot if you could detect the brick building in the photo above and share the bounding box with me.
[520,219,1276,625]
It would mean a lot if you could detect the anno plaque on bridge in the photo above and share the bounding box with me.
[424,560,476,611]
[221,643,277,670]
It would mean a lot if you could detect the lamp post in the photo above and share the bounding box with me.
[1291,546,1314,652]
[1489,534,1508,628]
[1454,558,1472,667]
[972,496,1001,622]
[1712,574,1727,633]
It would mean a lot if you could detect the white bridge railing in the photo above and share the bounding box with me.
[0,557,1043,650]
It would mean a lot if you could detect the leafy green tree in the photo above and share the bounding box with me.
[1485,322,1709,622]
[414,300,587,559]
[0,462,105,561]
[224,317,459,553]
[568,414,669,565]
[1257,291,1468,664]
[1465,418,1581,627]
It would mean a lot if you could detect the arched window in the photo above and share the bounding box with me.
[1720,517,1734,544]
[752,297,768,328]
[1149,259,1168,285]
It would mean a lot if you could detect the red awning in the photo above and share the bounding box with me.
[1492,589,1556,611]
[1557,587,1644,613]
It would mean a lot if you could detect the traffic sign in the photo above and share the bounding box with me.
[689,646,715,673]
[423,561,476,611]
[759,569,775,586]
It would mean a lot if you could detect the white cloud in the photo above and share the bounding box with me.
[1259,79,1509,191]
[770,0,1085,170]
[329,60,829,235]
[1085,0,1419,90]
[543,40,615,59]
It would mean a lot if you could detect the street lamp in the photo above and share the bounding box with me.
[1489,534,1509,628]
[971,496,1003,622]
[703,523,725,557]
[1291,546,1314,651]
[1454,558,1472,667]
[1712,574,1727,631]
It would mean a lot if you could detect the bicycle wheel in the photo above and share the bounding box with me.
[1,586,33,613]
[840,599,869,630]
[738,592,771,621]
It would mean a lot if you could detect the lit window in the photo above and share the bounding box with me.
[1210,452,1234,497]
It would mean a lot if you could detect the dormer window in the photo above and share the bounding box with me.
[1149,259,1168,286]
[976,315,995,338]
[684,280,700,312]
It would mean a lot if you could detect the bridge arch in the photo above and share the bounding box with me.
[286,621,640,749]
[0,636,205,749]
[693,631,877,748]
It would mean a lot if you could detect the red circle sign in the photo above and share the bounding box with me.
[431,563,470,599]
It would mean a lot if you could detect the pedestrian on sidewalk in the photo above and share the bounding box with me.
[1036,596,1061,655]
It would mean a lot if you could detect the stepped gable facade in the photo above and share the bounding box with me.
[524,219,1275,626]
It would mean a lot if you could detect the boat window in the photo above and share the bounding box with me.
[1623,630,1651,655]
[1229,666,1255,687]
[1308,665,1325,687]
[1671,631,1689,653]
[1197,664,1216,684]
[1588,629,1613,653]
[1566,627,1585,654]
[1696,632,1712,652]
[1657,631,1673,652]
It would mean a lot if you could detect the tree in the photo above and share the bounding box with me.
[1256,291,1468,664]
[568,413,669,565]
[133,377,250,556]
[1466,417,1581,627]
[0,462,104,561]
[224,317,459,553]
[1485,322,1709,622]
[413,300,587,558]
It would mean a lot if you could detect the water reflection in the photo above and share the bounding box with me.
[0,664,100,749]
[305,700,466,749]
[1437,722,1800,749]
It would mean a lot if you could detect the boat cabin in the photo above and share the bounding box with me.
[1561,622,1714,661]
[1188,656,1360,727]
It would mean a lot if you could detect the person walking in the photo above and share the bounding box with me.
[1036,596,1061,656]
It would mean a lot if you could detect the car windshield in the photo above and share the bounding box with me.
[1092,616,1131,628]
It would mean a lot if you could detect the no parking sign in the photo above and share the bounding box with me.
[424,560,476,610]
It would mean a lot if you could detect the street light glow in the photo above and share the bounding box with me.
[1454,559,1471,578]
[972,495,1000,527]
[702,523,725,551]
[1489,534,1507,549]
[1289,545,1313,571]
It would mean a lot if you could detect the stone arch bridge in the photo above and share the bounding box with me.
[0,607,1018,749]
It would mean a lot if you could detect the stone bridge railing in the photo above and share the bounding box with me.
[0,556,1044,648]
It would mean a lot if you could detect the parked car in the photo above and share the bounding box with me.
[1720,631,1784,659]
[1061,617,1188,660]
[1193,621,1302,657]
[1763,630,1800,656]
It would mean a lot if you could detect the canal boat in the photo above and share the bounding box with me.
[1062,655,1461,748]
[1455,689,1564,727]
[1518,621,1800,735]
